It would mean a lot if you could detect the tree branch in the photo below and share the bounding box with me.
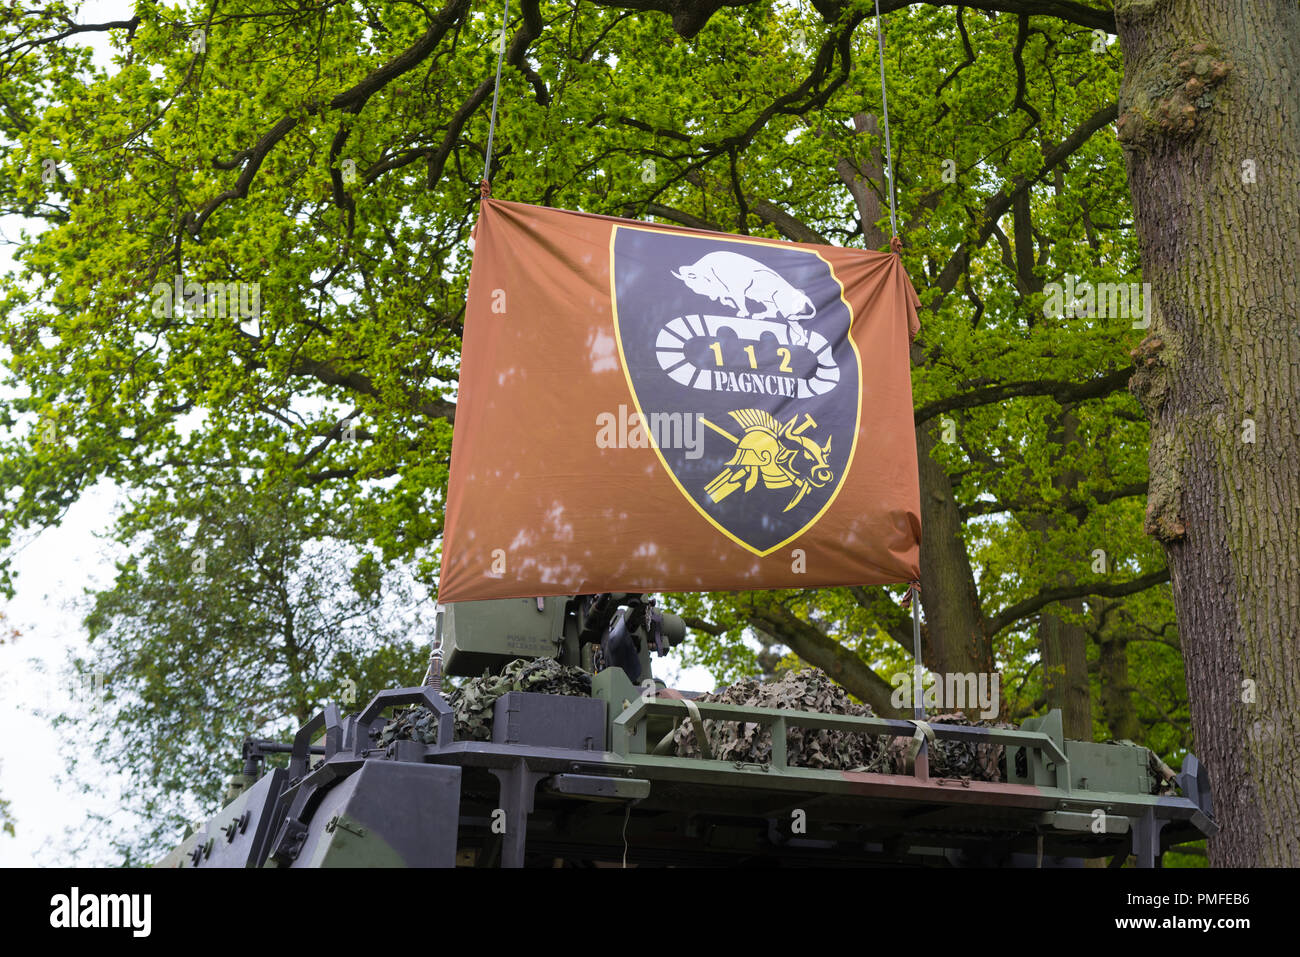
[0,15,140,58]
[584,0,1116,37]
[864,1,1114,33]
[985,569,1171,637]
[682,616,725,636]
[914,364,1132,424]
[643,203,721,231]
[744,600,904,717]
[962,481,1148,518]
[925,102,1119,309]
[185,0,470,237]
[751,200,831,245]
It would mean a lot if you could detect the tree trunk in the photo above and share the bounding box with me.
[1032,409,1093,740]
[1116,0,1300,866]
[916,423,993,683]
[1039,599,1093,740]
[1097,623,1142,742]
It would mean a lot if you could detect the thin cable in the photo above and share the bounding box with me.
[910,582,923,720]
[874,0,898,240]
[482,0,512,186]
[622,803,631,868]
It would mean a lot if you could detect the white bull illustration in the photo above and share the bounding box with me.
[671,251,815,346]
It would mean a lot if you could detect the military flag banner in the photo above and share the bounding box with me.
[437,199,922,602]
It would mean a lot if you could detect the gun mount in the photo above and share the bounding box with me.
[439,593,685,684]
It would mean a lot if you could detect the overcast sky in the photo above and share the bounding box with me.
[0,0,132,869]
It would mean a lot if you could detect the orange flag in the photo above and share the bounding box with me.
[437,199,921,601]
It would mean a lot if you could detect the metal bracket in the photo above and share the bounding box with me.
[1130,808,1167,868]
[270,818,310,866]
[488,760,548,868]
[353,686,453,755]
[222,810,251,843]
[288,703,342,781]
[324,814,367,838]
[1174,752,1218,836]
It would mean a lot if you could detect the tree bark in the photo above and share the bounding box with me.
[1039,599,1093,740]
[1036,409,1093,741]
[916,422,993,683]
[1097,609,1142,742]
[1116,0,1300,866]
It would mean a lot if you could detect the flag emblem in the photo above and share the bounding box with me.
[611,225,861,555]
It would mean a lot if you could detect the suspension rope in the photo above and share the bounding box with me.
[481,0,512,194]
[908,581,923,720]
[874,0,900,249]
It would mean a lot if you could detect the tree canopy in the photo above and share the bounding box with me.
[3,0,1294,865]
[61,480,426,860]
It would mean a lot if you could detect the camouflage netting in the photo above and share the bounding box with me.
[378,657,592,745]
[672,668,894,772]
[373,660,1093,789]
[672,670,1015,779]
[909,712,1015,782]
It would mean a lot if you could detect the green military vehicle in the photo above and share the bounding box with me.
[161,593,1216,868]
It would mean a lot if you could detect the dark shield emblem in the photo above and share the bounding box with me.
[611,225,862,555]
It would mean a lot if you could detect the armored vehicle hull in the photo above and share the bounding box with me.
[162,668,1215,868]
